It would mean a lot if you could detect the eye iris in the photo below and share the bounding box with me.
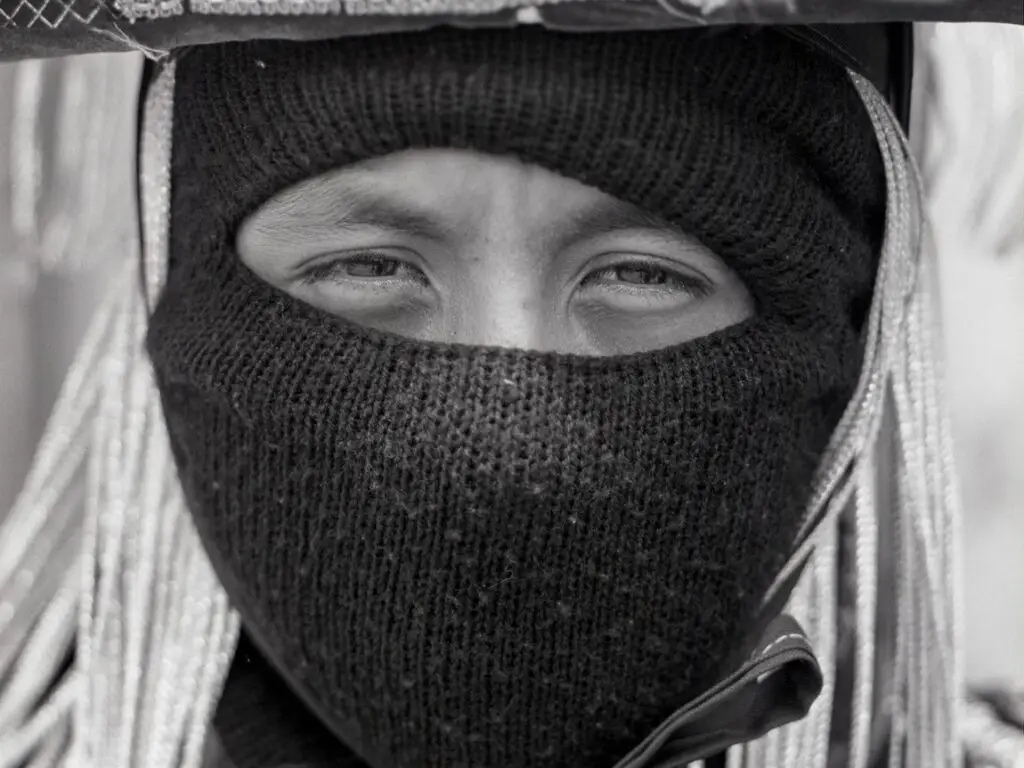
[347,258,398,278]
[615,265,667,285]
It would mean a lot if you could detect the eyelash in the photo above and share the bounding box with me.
[300,252,428,286]
[299,252,712,297]
[579,263,712,297]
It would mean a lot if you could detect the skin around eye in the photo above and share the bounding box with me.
[580,260,712,293]
[299,253,712,299]
[293,251,434,324]
[295,249,717,323]
[236,148,755,352]
[574,257,714,311]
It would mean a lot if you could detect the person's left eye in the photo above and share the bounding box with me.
[579,259,712,299]
[298,251,428,286]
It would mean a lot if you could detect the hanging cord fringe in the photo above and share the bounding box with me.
[850,71,964,768]
[0,271,128,766]
[1,54,146,765]
[0,61,239,767]
[747,70,965,768]
[69,61,240,768]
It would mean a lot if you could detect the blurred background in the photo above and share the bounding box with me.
[0,23,1021,684]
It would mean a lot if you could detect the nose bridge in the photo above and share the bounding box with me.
[461,274,547,351]
[454,171,553,351]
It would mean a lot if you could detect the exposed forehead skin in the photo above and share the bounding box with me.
[243,148,694,256]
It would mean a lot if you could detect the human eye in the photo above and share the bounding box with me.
[299,250,429,287]
[578,257,713,306]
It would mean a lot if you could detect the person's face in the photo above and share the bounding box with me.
[238,148,753,355]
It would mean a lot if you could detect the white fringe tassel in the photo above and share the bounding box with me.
[736,71,965,768]
[0,62,238,768]
[70,61,240,768]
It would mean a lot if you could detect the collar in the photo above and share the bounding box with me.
[210,615,822,768]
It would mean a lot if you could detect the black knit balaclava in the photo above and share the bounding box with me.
[149,25,885,768]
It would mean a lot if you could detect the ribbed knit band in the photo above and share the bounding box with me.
[153,25,886,768]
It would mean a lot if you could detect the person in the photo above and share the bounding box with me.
[1,8,1022,768]
[154,25,883,768]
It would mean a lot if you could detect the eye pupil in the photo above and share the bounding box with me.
[615,265,666,285]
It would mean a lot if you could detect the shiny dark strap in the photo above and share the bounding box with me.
[614,614,824,768]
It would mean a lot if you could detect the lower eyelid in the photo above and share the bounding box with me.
[599,284,706,301]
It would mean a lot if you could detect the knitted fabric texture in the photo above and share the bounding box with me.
[150,25,885,768]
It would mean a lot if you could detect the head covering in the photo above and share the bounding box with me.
[148,25,883,767]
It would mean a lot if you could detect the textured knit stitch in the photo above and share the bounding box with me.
[151,25,885,768]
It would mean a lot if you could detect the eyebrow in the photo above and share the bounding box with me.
[541,197,690,253]
[266,187,688,250]
[267,190,459,244]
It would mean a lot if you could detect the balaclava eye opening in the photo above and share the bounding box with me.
[149,25,885,768]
